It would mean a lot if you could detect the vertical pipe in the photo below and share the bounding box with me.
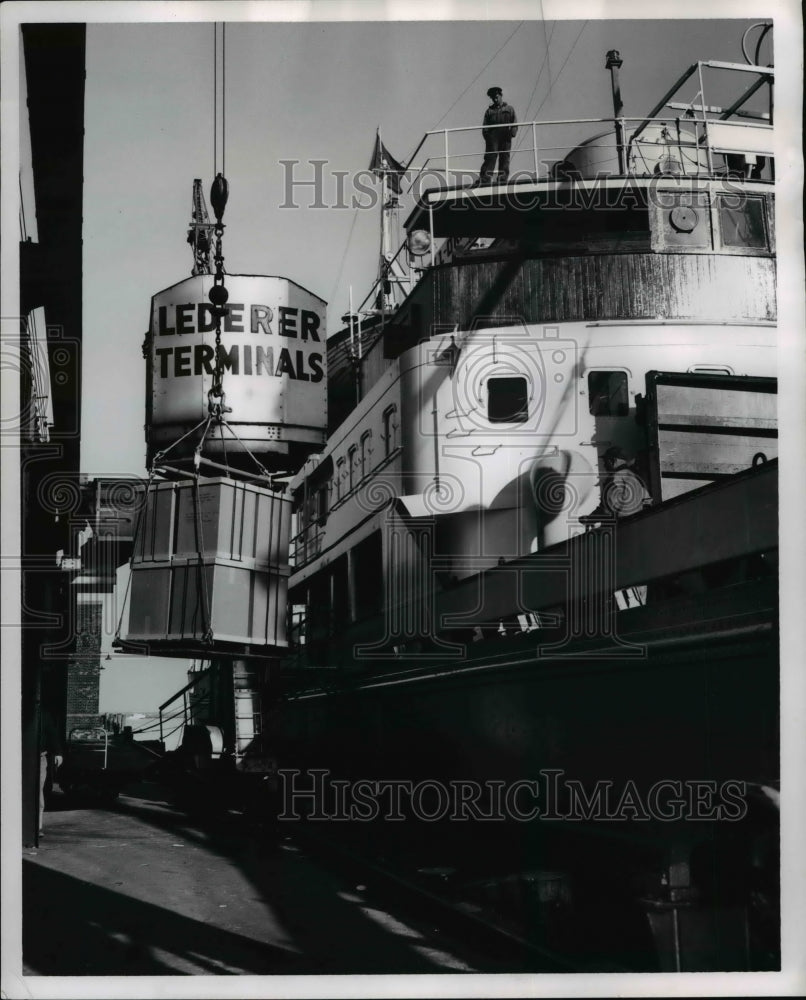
[697,61,714,175]
[429,204,435,269]
[532,121,539,179]
[444,129,450,186]
[606,50,625,174]
[349,285,355,354]
[350,286,360,405]
[671,905,682,972]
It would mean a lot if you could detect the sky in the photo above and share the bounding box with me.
[80,11,779,477]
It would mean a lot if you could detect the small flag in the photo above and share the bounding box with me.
[369,132,406,194]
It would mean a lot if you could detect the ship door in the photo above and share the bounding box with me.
[587,368,651,504]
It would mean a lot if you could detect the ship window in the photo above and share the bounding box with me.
[382,405,398,456]
[487,376,529,423]
[348,445,357,491]
[717,194,767,249]
[336,457,345,500]
[360,431,372,479]
[588,371,629,417]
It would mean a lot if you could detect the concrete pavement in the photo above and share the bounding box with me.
[20,781,502,977]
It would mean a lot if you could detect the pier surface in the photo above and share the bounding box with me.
[20,782,506,977]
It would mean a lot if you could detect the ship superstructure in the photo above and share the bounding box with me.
[277,47,779,971]
[288,53,776,664]
[125,34,780,972]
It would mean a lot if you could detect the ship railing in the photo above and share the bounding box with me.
[357,60,773,335]
[403,112,773,197]
[289,521,324,570]
[402,59,773,193]
[377,110,773,282]
[347,234,419,328]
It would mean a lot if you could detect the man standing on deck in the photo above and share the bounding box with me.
[479,87,518,184]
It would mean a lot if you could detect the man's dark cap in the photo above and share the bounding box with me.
[487,86,503,97]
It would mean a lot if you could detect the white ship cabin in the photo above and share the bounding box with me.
[288,56,776,665]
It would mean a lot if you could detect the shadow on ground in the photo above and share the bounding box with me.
[23,861,295,975]
[23,783,490,975]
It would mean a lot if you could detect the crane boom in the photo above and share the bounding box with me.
[187,178,215,275]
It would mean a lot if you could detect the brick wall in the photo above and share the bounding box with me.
[65,597,103,730]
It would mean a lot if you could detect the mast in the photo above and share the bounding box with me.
[379,128,396,315]
[377,128,410,316]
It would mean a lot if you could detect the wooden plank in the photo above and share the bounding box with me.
[385,253,776,352]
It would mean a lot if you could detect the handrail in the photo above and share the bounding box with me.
[357,63,775,353]
[342,106,775,358]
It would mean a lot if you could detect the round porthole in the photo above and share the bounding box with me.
[669,206,698,232]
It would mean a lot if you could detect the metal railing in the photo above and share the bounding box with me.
[404,112,773,193]
[158,668,211,745]
[349,60,774,363]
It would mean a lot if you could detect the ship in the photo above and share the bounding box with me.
[127,31,779,972]
[274,39,779,971]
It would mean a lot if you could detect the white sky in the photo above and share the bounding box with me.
[80,13,777,477]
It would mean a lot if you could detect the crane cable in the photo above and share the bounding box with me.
[213,23,227,178]
[208,22,230,426]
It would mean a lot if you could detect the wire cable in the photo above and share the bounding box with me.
[222,22,226,177]
[213,23,217,178]
[513,22,556,153]
[531,20,588,121]
[417,21,525,148]
[329,210,360,312]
